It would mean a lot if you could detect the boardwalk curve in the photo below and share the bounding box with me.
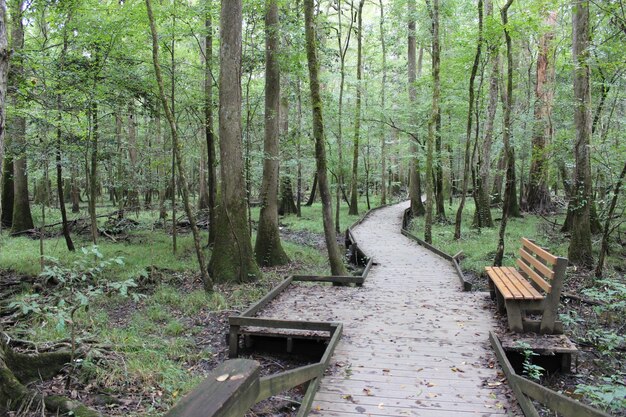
[259,201,517,416]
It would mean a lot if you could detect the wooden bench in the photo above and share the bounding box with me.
[485,238,568,334]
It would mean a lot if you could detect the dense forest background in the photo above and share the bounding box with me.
[0,0,624,415]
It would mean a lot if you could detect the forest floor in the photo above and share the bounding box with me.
[0,200,362,416]
[410,199,626,416]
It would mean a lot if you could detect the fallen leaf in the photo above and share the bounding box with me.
[216,374,229,382]
[230,374,244,381]
[355,406,366,413]
[362,388,373,396]
[378,403,385,409]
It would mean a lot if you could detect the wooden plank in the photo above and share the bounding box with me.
[521,238,557,265]
[489,332,540,417]
[516,259,552,293]
[229,316,335,332]
[256,363,323,403]
[519,248,554,279]
[501,267,544,300]
[292,275,364,284]
[240,276,293,317]
[165,359,260,417]
[487,267,523,299]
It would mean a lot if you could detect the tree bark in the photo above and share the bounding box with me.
[494,0,515,267]
[9,0,33,234]
[205,1,218,246]
[348,0,365,216]
[567,0,594,268]
[527,10,557,213]
[208,0,260,283]
[0,0,6,233]
[454,0,483,240]
[408,0,425,218]
[255,0,289,267]
[378,0,387,206]
[146,0,213,289]
[304,0,348,276]
[424,0,439,244]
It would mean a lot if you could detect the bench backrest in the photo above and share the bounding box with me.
[516,238,566,294]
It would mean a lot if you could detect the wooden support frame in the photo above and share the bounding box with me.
[490,332,610,417]
[401,208,472,291]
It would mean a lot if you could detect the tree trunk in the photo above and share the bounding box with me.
[9,0,33,234]
[408,0,426,218]
[208,0,260,283]
[434,110,446,222]
[305,172,317,206]
[0,0,7,233]
[425,0,440,244]
[205,1,218,246]
[527,10,557,213]
[255,0,289,267]
[304,0,347,276]
[494,0,515,267]
[566,0,594,268]
[378,0,387,206]
[348,0,365,216]
[146,0,213,289]
[126,103,139,210]
[1,151,12,228]
[454,0,483,240]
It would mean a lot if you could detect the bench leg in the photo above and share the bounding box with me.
[488,279,496,300]
[495,289,506,315]
[229,325,240,358]
[505,301,524,333]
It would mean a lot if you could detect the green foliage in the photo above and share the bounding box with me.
[514,341,545,381]
[575,374,626,413]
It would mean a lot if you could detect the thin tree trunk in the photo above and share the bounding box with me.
[454,0,483,240]
[205,2,218,246]
[566,0,594,267]
[146,0,212,290]
[208,0,260,283]
[255,0,289,267]
[378,0,387,206]
[304,0,348,276]
[88,101,98,244]
[0,0,6,234]
[494,0,515,266]
[349,0,365,216]
[595,160,626,277]
[425,0,440,244]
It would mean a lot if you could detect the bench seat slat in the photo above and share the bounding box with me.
[516,259,552,293]
[486,267,522,299]
[486,266,544,301]
[519,248,554,279]
[521,238,557,265]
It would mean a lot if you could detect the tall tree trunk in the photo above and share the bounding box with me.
[408,0,425,217]
[454,0,483,240]
[434,110,446,222]
[205,1,218,246]
[348,0,365,216]
[527,10,557,213]
[0,147,11,228]
[425,0,440,244]
[88,101,98,244]
[208,0,260,283]
[595,160,626,277]
[0,0,6,233]
[378,0,387,206]
[9,0,32,234]
[566,0,594,267]
[473,0,496,229]
[304,0,348,276]
[494,0,515,267]
[127,103,139,209]
[255,0,289,267]
[146,0,213,290]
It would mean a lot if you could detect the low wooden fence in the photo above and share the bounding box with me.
[401,207,472,290]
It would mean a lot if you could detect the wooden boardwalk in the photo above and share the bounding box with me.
[260,202,519,416]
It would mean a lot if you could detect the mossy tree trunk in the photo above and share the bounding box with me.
[209,0,260,283]
[378,0,387,207]
[567,0,594,268]
[304,0,347,276]
[255,0,289,268]
[204,1,218,246]
[0,0,6,233]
